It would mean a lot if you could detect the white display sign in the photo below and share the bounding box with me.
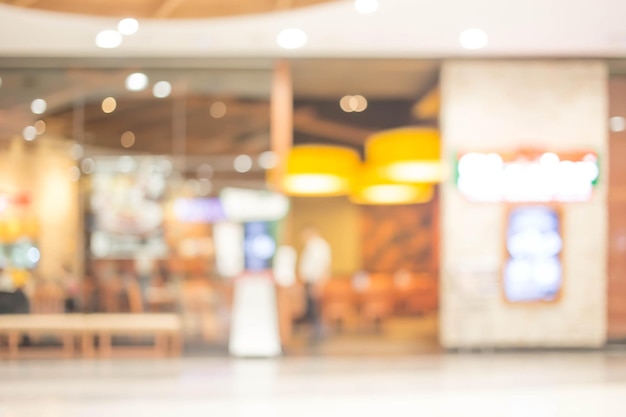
[457,152,599,203]
[220,188,289,222]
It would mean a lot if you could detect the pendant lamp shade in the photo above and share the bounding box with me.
[281,145,360,197]
[351,164,434,205]
[366,128,442,183]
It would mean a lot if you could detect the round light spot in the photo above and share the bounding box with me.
[68,166,81,182]
[34,120,46,135]
[198,178,213,196]
[459,28,488,50]
[31,98,47,115]
[81,157,95,174]
[120,131,136,148]
[340,95,354,112]
[340,95,367,112]
[153,81,172,98]
[125,72,149,92]
[118,156,135,173]
[70,144,84,160]
[101,97,117,113]
[210,101,227,118]
[610,116,626,132]
[234,155,253,173]
[351,94,368,112]
[258,151,278,169]
[27,247,40,264]
[159,159,173,176]
[277,28,308,50]
[22,126,37,141]
[354,0,379,14]
[95,30,123,49]
[117,18,139,36]
[197,163,214,179]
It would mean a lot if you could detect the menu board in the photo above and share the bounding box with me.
[504,205,562,303]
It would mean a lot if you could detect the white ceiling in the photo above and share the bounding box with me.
[0,0,626,58]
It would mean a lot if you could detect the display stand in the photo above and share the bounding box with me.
[229,272,282,358]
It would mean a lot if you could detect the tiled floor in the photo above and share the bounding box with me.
[2,350,626,416]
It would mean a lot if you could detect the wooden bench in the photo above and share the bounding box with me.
[0,314,182,359]
[83,314,182,358]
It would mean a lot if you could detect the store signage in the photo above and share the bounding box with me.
[220,188,289,222]
[456,150,599,202]
[504,206,562,303]
[173,198,226,223]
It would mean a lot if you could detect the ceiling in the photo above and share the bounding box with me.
[0,0,335,19]
[1,0,626,58]
[0,60,438,167]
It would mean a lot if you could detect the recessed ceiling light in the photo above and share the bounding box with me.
[120,131,136,148]
[277,28,308,50]
[22,126,37,141]
[125,72,149,92]
[118,18,139,36]
[31,98,47,115]
[354,0,379,14]
[340,95,368,112]
[234,155,253,173]
[459,28,488,50]
[210,101,227,118]
[258,151,278,170]
[95,30,123,49]
[610,116,626,132]
[102,97,117,113]
[153,81,172,98]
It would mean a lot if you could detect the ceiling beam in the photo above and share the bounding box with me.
[274,0,294,9]
[11,0,40,7]
[153,0,185,18]
[293,108,374,146]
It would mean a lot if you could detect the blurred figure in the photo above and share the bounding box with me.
[134,238,155,307]
[0,266,29,315]
[61,264,80,313]
[297,226,331,343]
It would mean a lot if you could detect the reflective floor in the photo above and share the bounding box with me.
[2,351,626,416]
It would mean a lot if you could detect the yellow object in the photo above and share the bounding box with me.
[366,128,442,183]
[351,164,434,205]
[11,269,30,288]
[281,145,360,196]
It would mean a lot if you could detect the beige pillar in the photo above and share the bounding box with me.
[440,60,608,348]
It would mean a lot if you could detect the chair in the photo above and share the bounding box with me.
[394,273,438,315]
[357,274,395,329]
[31,281,65,314]
[321,278,357,331]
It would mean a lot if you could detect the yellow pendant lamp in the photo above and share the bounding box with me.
[281,145,360,197]
[366,128,442,183]
[351,164,434,205]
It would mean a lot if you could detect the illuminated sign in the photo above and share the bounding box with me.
[220,188,289,222]
[456,150,599,202]
[504,206,562,303]
[173,198,226,223]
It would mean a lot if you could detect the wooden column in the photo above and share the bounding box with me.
[271,60,295,348]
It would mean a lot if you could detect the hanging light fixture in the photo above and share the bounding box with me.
[351,164,434,205]
[366,128,442,183]
[281,145,359,196]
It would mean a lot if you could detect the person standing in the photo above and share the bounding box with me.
[297,226,331,343]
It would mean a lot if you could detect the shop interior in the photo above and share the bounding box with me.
[0,58,443,355]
